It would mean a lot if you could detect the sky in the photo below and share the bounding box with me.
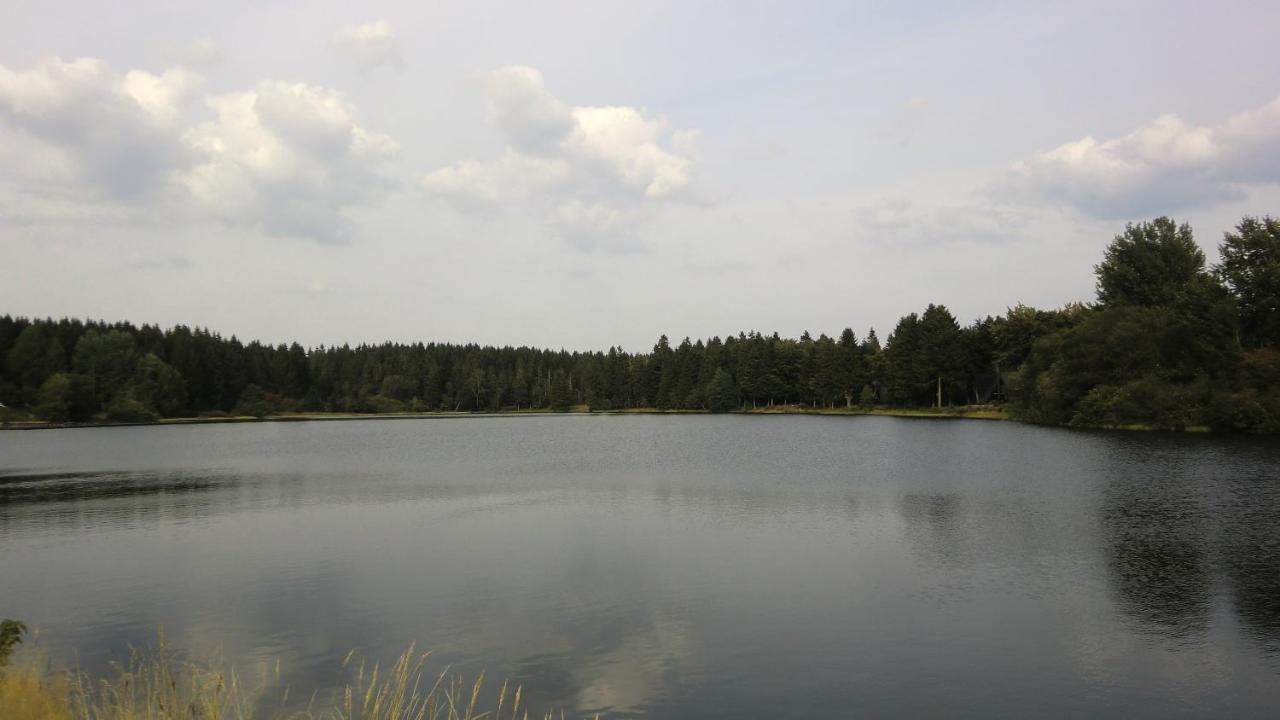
[2,0,1279,352]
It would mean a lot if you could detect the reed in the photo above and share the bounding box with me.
[0,639,586,720]
[0,662,71,720]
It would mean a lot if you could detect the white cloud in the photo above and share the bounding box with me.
[332,20,404,73]
[854,196,1040,246]
[423,66,699,251]
[569,106,695,199]
[1008,97,1280,218]
[485,66,574,153]
[423,152,570,213]
[181,81,399,242]
[0,57,398,241]
[550,199,642,252]
[0,57,197,199]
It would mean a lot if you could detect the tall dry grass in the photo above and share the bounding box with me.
[0,662,71,720]
[0,639,586,720]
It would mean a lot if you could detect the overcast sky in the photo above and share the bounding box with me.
[2,1,1278,351]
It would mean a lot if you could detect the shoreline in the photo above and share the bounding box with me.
[0,405,1216,433]
[0,405,1010,431]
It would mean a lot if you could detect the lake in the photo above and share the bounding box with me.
[1,415,1278,718]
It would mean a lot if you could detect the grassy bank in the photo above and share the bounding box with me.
[0,640,574,720]
[1,404,1009,431]
[742,404,1009,421]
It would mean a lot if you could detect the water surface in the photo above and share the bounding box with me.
[1,416,1278,717]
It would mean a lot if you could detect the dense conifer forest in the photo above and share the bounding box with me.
[3,216,1278,432]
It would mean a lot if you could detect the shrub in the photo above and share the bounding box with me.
[1069,385,1121,428]
[32,374,94,422]
[858,385,877,406]
[1069,375,1204,430]
[233,384,274,418]
[364,394,406,414]
[105,396,159,423]
[1208,392,1279,434]
[0,619,25,666]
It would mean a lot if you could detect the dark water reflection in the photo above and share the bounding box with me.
[1103,471,1212,638]
[1,417,1278,718]
[1218,473,1280,653]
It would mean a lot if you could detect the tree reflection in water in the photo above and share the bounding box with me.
[1102,466,1212,639]
[1218,472,1280,654]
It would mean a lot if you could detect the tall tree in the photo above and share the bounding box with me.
[6,324,51,403]
[885,314,927,405]
[810,334,841,407]
[1216,215,1280,348]
[548,369,574,411]
[33,373,95,422]
[126,354,188,416]
[705,368,739,413]
[1095,217,1207,308]
[72,329,137,410]
[918,304,963,405]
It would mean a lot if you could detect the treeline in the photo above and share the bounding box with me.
[1,215,1277,432]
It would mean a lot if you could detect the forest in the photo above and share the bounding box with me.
[2,215,1278,432]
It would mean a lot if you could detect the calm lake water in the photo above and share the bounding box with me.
[2,416,1278,718]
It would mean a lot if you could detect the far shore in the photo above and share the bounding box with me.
[0,404,1011,431]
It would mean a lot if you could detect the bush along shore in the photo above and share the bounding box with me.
[2,215,1277,433]
[0,622,578,720]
